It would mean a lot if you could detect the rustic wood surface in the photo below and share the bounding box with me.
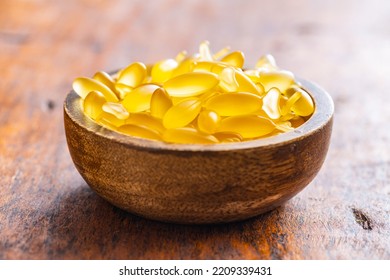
[1,0,389,259]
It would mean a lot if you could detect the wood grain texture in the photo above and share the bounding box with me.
[1,0,390,259]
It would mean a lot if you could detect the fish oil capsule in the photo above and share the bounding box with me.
[220,51,245,68]
[121,84,160,113]
[213,131,243,142]
[117,62,147,88]
[73,77,119,102]
[258,70,294,92]
[234,69,260,94]
[291,88,314,116]
[172,58,196,77]
[197,110,220,134]
[193,61,227,75]
[262,88,282,119]
[125,112,165,133]
[93,71,117,94]
[102,102,129,120]
[114,83,133,99]
[163,127,218,144]
[98,111,126,127]
[199,40,213,61]
[212,46,231,60]
[205,92,262,116]
[218,115,276,138]
[164,72,219,97]
[281,91,302,115]
[219,67,239,92]
[150,88,173,118]
[163,98,202,128]
[83,91,106,120]
[151,59,178,83]
[255,54,277,71]
[118,124,161,141]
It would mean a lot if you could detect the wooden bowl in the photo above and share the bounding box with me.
[64,79,333,224]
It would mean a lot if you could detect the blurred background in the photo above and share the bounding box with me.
[1,0,389,259]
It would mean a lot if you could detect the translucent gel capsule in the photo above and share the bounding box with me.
[281,90,302,115]
[117,62,147,88]
[118,124,161,141]
[258,70,294,92]
[234,69,260,94]
[93,71,117,94]
[125,112,165,133]
[197,110,220,134]
[220,51,245,68]
[121,84,160,113]
[199,40,213,61]
[98,111,126,127]
[218,115,276,138]
[262,88,282,119]
[255,54,277,71]
[275,121,294,132]
[172,58,196,77]
[213,131,243,142]
[291,88,314,116]
[150,88,173,118]
[83,91,106,120]
[164,72,219,97]
[219,67,239,92]
[151,59,178,83]
[114,83,133,99]
[163,98,202,129]
[102,102,129,120]
[73,77,118,102]
[193,61,227,75]
[205,92,262,116]
[213,46,231,60]
[163,127,218,144]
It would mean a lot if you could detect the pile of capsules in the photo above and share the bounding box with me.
[72,42,314,144]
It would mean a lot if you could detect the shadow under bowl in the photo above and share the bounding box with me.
[64,79,334,224]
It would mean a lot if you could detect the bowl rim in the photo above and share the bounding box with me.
[64,78,334,152]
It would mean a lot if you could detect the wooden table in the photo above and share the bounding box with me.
[1,0,389,259]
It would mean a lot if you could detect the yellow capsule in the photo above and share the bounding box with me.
[199,40,213,61]
[197,110,220,134]
[102,102,129,120]
[163,98,202,129]
[199,90,221,103]
[114,83,133,99]
[164,72,219,97]
[151,59,178,83]
[193,61,227,75]
[213,46,231,60]
[234,69,260,94]
[291,88,314,116]
[150,88,173,118]
[98,112,126,127]
[262,88,282,119]
[255,54,277,70]
[117,62,147,88]
[218,115,276,138]
[258,70,294,92]
[172,58,196,77]
[281,90,302,115]
[275,121,294,132]
[244,69,260,83]
[213,131,243,142]
[219,67,239,92]
[118,124,161,141]
[220,51,245,68]
[163,127,218,144]
[93,71,117,94]
[125,112,165,133]
[121,84,160,113]
[83,91,106,120]
[205,92,262,116]
[175,50,187,63]
[73,77,118,102]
